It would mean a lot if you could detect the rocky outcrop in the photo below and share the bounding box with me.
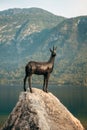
[1,88,84,130]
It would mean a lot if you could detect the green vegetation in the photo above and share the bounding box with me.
[0,8,87,86]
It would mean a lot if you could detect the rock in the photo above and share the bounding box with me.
[1,88,84,130]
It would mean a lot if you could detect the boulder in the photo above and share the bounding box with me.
[1,88,84,130]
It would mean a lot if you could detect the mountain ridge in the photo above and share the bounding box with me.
[0,8,87,86]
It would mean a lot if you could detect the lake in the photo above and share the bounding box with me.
[0,84,87,129]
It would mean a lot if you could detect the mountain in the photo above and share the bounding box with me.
[0,8,87,86]
[46,16,87,86]
[1,88,84,130]
[0,8,64,64]
[0,8,64,44]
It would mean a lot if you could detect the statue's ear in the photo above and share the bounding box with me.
[50,48,52,52]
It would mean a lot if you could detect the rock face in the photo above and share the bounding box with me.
[1,88,84,130]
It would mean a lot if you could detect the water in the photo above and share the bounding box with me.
[0,84,87,128]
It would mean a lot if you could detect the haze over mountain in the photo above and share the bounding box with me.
[0,8,87,86]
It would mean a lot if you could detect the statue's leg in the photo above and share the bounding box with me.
[43,75,46,91]
[28,75,32,93]
[45,74,50,93]
[24,75,27,91]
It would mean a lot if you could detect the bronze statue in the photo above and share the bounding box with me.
[24,46,57,92]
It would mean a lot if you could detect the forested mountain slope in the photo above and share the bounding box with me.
[0,8,87,86]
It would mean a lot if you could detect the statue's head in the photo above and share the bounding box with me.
[50,46,57,57]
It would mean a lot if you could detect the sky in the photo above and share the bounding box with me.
[0,0,87,18]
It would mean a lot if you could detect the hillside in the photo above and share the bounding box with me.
[0,8,64,44]
[0,8,87,86]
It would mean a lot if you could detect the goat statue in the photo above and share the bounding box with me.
[24,46,57,93]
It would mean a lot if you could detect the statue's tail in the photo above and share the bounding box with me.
[24,66,28,91]
[24,75,27,91]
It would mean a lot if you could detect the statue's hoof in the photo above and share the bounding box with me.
[45,90,48,93]
[43,89,45,92]
[24,89,26,92]
[30,89,32,93]
[43,89,48,93]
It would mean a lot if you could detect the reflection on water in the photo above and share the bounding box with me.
[0,85,87,127]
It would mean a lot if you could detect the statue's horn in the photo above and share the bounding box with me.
[53,45,55,50]
[53,45,57,50]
